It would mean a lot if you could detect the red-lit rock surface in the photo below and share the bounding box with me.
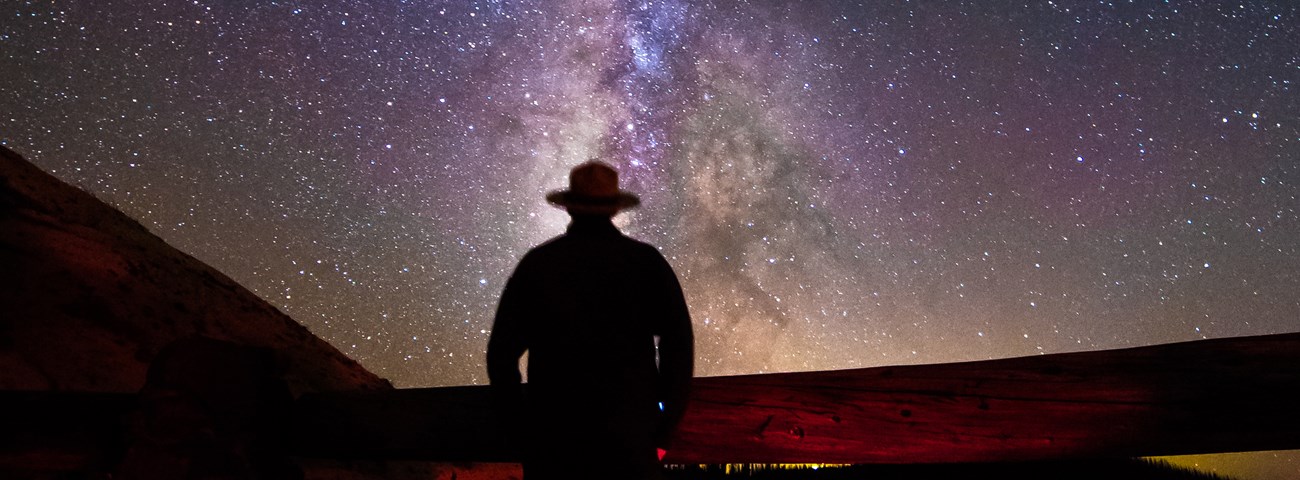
[669,332,1300,463]
[0,145,389,394]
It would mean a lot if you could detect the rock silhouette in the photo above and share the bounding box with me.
[0,145,389,395]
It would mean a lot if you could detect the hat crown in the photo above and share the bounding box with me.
[569,162,620,198]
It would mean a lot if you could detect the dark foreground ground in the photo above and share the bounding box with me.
[287,458,1234,480]
[663,459,1231,480]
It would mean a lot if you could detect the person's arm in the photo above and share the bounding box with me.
[653,253,694,449]
[487,264,530,402]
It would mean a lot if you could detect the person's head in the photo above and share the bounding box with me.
[545,161,640,217]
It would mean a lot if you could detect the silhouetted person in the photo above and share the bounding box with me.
[487,161,694,480]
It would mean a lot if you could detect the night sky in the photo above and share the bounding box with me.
[3,1,1298,477]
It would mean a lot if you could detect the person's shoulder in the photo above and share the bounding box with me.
[621,235,672,263]
[630,237,661,254]
[532,234,568,251]
[516,235,566,262]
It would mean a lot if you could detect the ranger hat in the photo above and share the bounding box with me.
[545,161,640,215]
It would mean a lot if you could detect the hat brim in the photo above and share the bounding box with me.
[546,190,640,214]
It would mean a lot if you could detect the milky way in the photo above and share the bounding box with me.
[3,1,1299,475]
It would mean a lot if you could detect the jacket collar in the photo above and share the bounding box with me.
[566,215,621,237]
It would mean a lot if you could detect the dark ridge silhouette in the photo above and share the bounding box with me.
[0,145,389,395]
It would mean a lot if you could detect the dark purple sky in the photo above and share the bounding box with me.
[3,1,1297,477]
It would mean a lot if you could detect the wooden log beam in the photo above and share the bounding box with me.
[292,385,517,462]
[290,333,1300,463]
[672,332,1300,463]
[5,333,1297,468]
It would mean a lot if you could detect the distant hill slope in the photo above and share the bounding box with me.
[0,145,390,394]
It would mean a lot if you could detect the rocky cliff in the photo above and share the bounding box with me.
[0,145,390,395]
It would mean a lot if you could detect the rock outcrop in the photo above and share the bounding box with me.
[0,145,389,395]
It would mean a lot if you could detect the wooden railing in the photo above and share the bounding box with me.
[292,332,1300,463]
[4,332,1298,474]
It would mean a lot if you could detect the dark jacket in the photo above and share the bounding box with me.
[486,215,694,476]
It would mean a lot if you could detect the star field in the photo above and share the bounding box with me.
[3,1,1299,475]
